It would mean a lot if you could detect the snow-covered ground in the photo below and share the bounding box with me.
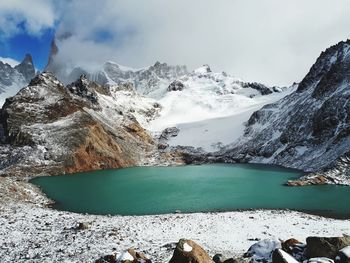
[148,78,295,151]
[0,201,348,262]
[167,110,255,151]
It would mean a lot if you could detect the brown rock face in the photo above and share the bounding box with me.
[306,236,350,259]
[169,239,214,263]
[286,175,328,186]
[66,123,133,173]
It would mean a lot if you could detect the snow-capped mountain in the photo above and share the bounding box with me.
[220,39,350,185]
[45,45,188,99]
[46,46,289,151]
[147,64,291,151]
[0,54,36,106]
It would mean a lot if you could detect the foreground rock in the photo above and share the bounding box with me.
[306,236,350,259]
[169,239,213,263]
[244,238,281,262]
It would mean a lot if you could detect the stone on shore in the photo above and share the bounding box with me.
[169,239,213,263]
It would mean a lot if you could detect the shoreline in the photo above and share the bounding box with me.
[44,203,350,220]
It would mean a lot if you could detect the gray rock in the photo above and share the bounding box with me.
[244,238,281,262]
[75,222,90,230]
[213,253,227,263]
[306,236,350,259]
[168,80,185,91]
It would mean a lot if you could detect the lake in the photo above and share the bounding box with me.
[30,164,350,217]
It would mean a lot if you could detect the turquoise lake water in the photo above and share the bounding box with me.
[30,164,350,217]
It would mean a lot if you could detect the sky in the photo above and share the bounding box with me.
[1,0,350,86]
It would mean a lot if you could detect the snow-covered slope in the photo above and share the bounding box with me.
[0,54,36,106]
[220,40,350,185]
[147,65,292,151]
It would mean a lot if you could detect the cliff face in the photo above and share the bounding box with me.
[0,73,162,178]
[220,40,350,185]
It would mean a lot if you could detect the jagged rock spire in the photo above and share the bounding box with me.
[14,54,35,82]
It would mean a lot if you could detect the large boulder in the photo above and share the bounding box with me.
[169,239,213,263]
[306,236,350,259]
[244,238,281,262]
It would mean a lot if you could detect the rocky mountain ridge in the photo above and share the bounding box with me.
[0,73,178,178]
[214,40,350,185]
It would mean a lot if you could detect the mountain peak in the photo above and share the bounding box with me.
[14,53,35,82]
[193,64,211,75]
[297,39,350,95]
[22,53,33,65]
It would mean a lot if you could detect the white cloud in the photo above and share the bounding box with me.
[0,0,56,37]
[52,0,350,85]
[0,57,20,67]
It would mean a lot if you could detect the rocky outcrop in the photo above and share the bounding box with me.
[168,80,185,91]
[242,82,274,95]
[169,239,214,263]
[0,73,161,178]
[220,40,350,185]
